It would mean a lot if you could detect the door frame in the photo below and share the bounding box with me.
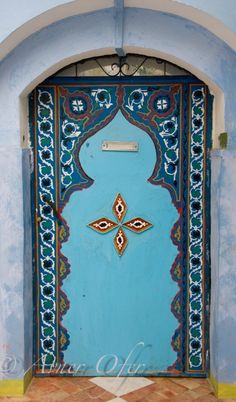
[29,74,212,377]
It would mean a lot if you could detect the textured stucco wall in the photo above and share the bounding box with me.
[0,151,32,381]
[0,148,24,379]
[174,0,236,33]
[0,0,71,43]
[22,149,33,374]
[210,152,220,382]
[1,0,236,45]
[1,0,236,61]
[0,4,236,386]
[211,151,236,383]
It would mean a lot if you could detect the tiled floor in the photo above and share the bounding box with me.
[0,376,236,401]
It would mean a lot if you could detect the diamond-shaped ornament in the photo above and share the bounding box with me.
[113,193,127,222]
[123,217,152,233]
[88,218,117,233]
[114,228,128,256]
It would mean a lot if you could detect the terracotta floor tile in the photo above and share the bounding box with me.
[151,377,176,385]
[137,398,166,402]
[62,396,98,402]
[124,388,170,402]
[170,395,196,402]
[195,396,218,402]
[70,378,94,390]
[170,378,202,390]
[99,391,118,401]
[180,389,207,400]
[142,383,167,393]
[0,399,32,402]
[219,400,236,402]
[162,380,187,394]
[135,399,150,402]
[145,380,181,395]
[192,385,216,397]
[131,384,157,398]
[146,396,169,402]
[157,389,180,399]
[86,385,107,397]
[58,397,81,402]
[42,389,71,401]
[132,391,158,401]
[56,381,83,394]
[122,391,140,401]
[47,378,71,386]
[144,394,169,402]
[29,382,59,393]
[86,385,115,401]
[0,376,222,402]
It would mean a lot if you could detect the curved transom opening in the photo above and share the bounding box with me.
[53,53,193,78]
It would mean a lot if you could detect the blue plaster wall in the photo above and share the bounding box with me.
[1,9,236,144]
[0,0,236,55]
[0,150,32,381]
[22,149,33,375]
[211,151,236,383]
[0,0,72,44]
[176,0,236,34]
[0,148,25,379]
[0,4,236,387]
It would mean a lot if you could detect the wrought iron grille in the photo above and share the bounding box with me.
[54,54,192,78]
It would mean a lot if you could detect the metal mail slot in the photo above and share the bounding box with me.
[102,141,139,152]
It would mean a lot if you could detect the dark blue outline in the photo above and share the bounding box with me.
[43,75,204,86]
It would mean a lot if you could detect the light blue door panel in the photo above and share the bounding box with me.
[62,112,178,374]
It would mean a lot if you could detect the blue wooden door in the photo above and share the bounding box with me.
[31,78,211,376]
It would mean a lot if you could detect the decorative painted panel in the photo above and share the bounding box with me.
[33,88,58,369]
[30,77,211,376]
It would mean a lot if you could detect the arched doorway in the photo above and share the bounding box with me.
[30,54,212,377]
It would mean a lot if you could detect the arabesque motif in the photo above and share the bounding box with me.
[35,89,57,369]
[188,87,206,370]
